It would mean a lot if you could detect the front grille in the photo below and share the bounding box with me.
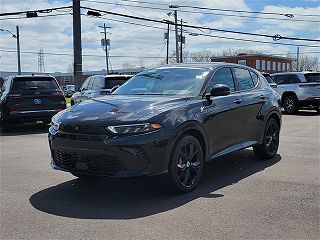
[60,124,103,134]
[52,150,126,175]
[55,133,102,142]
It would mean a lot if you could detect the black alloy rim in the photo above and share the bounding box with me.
[265,122,279,155]
[176,142,202,188]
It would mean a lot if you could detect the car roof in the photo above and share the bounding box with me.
[11,74,55,79]
[105,74,133,78]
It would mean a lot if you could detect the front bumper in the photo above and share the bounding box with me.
[48,126,172,178]
[299,97,320,108]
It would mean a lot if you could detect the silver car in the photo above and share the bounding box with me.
[271,72,319,114]
[71,75,132,105]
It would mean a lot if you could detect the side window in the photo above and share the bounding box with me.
[81,77,90,90]
[3,77,12,92]
[87,78,94,90]
[288,75,301,83]
[273,75,286,85]
[207,67,235,92]
[92,78,101,90]
[250,71,259,86]
[234,68,254,91]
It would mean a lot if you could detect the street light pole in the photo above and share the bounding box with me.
[16,26,21,75]
[0,27,20,74]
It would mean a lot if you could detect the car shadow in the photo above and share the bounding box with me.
[0,123,49,136]
[30,149,281,220]
[282,110,319,116]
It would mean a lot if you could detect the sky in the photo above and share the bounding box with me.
[0,0,319,73]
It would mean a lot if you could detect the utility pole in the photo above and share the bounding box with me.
[73,0,82,88]
[165,21,170,64]
[174,10,179,63]
[180,19,183,63]
[100,23,111,75]
[296,47,300,71]
[16,26,21,75]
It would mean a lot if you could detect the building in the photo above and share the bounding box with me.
[211,54,293,74]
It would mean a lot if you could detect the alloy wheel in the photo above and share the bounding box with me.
[176,141,203,188]
[264,121,279,156]
[283,97,296,113]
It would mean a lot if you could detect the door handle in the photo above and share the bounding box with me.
[260,95,266,100]
[234,99,242,104]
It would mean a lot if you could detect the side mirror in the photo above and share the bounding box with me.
[206,84,231,100]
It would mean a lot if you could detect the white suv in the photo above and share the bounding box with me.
[271,72,319,114]
[71,75,132,105]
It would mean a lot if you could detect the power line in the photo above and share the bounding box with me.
[119,0,320,17]
[0,13,72,21]
[0,6,73,17]
[0,49,175,58]
[82,1,320,22]
[82,6,320,43]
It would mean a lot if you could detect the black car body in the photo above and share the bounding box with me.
[0,75,66,130]
[49,63,282,192]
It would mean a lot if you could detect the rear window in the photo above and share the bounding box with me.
[12,77,59,90]
[104,76,131,89]
[305,73,320,82]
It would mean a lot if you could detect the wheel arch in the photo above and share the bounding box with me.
[170,121,209,162]
[258,110,282,144]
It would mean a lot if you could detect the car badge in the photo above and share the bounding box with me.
[34,98,42,104]
[74,125,80,131]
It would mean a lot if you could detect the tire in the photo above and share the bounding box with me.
[0,117,10,132]
[253,118,280,160]
[161,135,204,193]
[315,107,320,114]
[283,95,298,114]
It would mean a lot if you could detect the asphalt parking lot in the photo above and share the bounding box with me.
[0,112,319,240]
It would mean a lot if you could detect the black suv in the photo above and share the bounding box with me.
[49,63,281,193]
[0,75,66,131]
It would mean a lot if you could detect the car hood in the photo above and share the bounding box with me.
[58,95,192,124]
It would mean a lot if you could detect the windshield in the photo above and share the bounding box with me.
[12,77,59,90]
[113,68,209,96]
[305,73,320,82]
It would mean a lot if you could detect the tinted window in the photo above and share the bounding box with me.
[12,77,58,90]
[250,71,259,86]
[234,68,254,91]
[114,68,209,96]
[208,67,235,92]
[305,73,320,82]
[274,74,300,84]
[104,76,131,89]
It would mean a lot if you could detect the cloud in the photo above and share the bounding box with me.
[0,0,318,73]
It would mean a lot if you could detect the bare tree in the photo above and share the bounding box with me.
[292,55,319,71]
[122,63,137,69]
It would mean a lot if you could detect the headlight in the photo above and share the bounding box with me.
[106,123,162,135]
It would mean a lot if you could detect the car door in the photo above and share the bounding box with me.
[234,68,267,143]
[204,67,245,156]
